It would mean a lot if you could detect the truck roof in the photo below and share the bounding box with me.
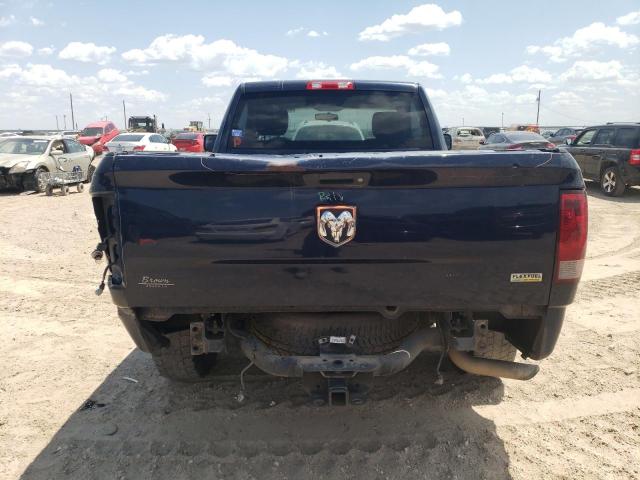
[241,80,420,93]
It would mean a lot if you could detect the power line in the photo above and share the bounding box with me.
[539,104,588,126]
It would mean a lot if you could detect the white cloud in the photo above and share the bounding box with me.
[476,65,552,85]
[526,22,638,62]
[425,88,448,99]
[617,10,640,26]
[350,55,441,78]
[286,27,304,37]
[407,42,450,56]
[358,3,462,41]
[559,60,623,82]
[0,40,33,57]
[97,68,127,83]
[307,30,328,38]
[454,73,473,84]
[122,35,289,77]
[124,69,149,76]
[0,63,165,102]
[0,63,22,80]
[114,85,166,102]
[58,42,116,64]
[37,46,54,55]
[201,74,234,87]
[295,61,341,79]
[551,91,582,106]
[0,14,16,27]
[1,63,78,87]
[30,16,44,26]
[514,93,536,104]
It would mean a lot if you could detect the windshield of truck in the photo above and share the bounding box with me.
[80,127,104,137]
[227,90,434,152]
[0,138,50,155]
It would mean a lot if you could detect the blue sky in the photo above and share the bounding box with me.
[0,0,639,130]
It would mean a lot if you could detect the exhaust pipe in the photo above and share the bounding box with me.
[448,348,539,381]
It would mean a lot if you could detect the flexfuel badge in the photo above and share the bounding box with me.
[510,273,543,283]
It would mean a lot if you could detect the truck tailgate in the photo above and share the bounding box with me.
[110,150,575,311]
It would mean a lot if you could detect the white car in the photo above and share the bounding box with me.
[447,127,486,150]
[0,136,95,192]
[105,133,177,153]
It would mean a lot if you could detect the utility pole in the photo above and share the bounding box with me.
[536,89,541,126]
[122,99,127,130]
[462,117,465,126]
[69,93,75,132]
[63,114,67,129]
[55,115,59,131]
[207,113,211,130]
[501,112,504,129]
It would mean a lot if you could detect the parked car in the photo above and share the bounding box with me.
[78,121,119,155]
[172,132,205,152]
[479,131,556,150]
[0,136,94,192]
[91,80,587,406]
[548,127,582,146]
[481,126,500,139]
[565,123,640,197]
[447,127,485,150]
[104,133,177,153]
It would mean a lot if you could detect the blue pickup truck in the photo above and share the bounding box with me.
[91,80,588,405]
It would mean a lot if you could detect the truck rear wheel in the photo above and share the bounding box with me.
[474,330,517,362]
[151,329,217,382]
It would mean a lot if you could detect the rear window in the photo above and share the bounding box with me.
[614,127,640,148]
[226,90,434,152]
[112,134,144,142]
[175,133,198,140]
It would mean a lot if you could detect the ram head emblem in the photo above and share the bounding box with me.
[316,206,357,247]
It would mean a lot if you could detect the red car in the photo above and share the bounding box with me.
[78,121,119,155]
[172,132,204,152]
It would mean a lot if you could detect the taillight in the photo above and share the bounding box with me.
[629,149,640,166]
[306,80,354,90]
[546,142,556,149]
[555,191,588,282]
[507,144,524,150]
[132,145,145,151]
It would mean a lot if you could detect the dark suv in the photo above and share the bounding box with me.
[566,123,640,197]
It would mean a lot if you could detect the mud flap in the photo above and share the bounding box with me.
[117,307,168,353]
[505,307,565,360]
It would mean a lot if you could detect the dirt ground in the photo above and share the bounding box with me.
[0,182,639,480]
